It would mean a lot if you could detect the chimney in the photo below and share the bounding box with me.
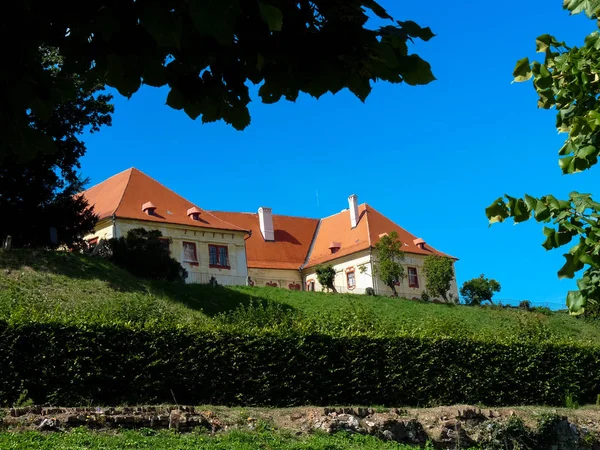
[348,194,359,228]
[258,207,275,241]
[142,201,157,215]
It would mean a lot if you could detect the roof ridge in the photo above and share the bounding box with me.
[300,218,322,270]
[82,167,134,194]
[210,210,319,220]
[112,168,134,217]
[364,204,372,247]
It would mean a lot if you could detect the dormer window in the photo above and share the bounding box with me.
[328,241,341,254]
[142,201,157,215]
[413,238,426,250]
[187,206,202,221]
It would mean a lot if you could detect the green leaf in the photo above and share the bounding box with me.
[398,55,435,86]
[259,2,283,31]
[534,201,550,222]
[397,21,435,42]
[166,88,185,110]
[485,198,509,224]
[566,290,586,315]
[189,0,240,45]
[347,73,372,102]
[513,57,532,82]
[362,0,392,19]
[224,104,251,130]
[536,34,554,53]
[558,253,582,279]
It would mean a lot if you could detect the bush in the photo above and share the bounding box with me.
[420,291,430,302]
[519,300,532,311]
[365,287,375,296]
[0,320,599,407]
[105,228,187,282]
[460,274,501,306]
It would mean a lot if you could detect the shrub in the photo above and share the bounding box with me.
[423,256,455,302]
[519,300,532,311]
[460,274,501,306]
[365,287,375,296]
[1,320,600,407]
[420,291,430,302]
[315,265,336,293]
[104,228,187,282]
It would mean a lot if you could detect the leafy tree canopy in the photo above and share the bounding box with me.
[422,255,455,302]
[485,0,600,315]
[460,274,501,306]
[0,48,112,248]
[315,265,337,293]
[373,231,405,297]
[3,0,435,161]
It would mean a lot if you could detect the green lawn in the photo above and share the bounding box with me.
[1,249,598,343]
[0,429,465,450]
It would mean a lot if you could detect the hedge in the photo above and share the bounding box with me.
[0,321,599,407]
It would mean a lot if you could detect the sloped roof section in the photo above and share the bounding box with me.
[210,211,320,270]
[304,204,454,268]
[81,168,247,232]
[304,204,371,268]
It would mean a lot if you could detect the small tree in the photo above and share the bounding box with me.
[315,265,337,293]
[422,255,455,302]
[374,231,405,297]
[106,228,187,282]
[460,275,501,306]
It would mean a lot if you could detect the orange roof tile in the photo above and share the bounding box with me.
[304,204,454,268]
[81,168,247,233]
[209,211,320,270]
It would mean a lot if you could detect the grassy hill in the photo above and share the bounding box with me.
[1,249,599,344]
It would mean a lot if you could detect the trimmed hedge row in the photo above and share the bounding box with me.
[0,321,599,407]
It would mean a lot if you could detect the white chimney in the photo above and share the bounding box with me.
[258,207,275,241]
[348,194,359,228]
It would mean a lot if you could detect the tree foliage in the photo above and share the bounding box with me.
[373,231,405,297]
[485,1,600,314]
[0,48,112,249]
[460,274,501,306]
[315,265,337,293]
[2,1,435,160]
[106,228,188,282]
[423,255,455,302]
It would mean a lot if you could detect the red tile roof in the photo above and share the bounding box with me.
[82,169,455,269]
[81,168,246,232]
[304,204,454,268]
[209,211,320,270]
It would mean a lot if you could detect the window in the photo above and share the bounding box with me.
[306,280,315,291]
[209,244,230,268]
[346,269,356,289]
[159,238,170,255]
[408,267,419,288]
[183,242,198,264]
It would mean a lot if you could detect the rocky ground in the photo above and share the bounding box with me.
[3,404,600,449]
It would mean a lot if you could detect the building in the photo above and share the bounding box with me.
[81,168,249,286]
[82,168,458,299]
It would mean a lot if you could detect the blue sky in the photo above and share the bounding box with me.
[81,0,598,308]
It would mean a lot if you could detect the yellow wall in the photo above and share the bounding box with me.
[84,218,114,242]
[302,250,459,301]
[86,218,249,285]
[248,267,302,289]
[372,253,459,301]
[302,250,373,294]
